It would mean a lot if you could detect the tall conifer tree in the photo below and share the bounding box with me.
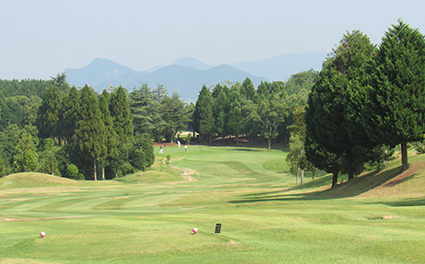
[110,86,133,142]
[363,20,425,171]
[75,85,107,181]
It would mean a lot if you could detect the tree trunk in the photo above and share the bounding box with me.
[312,169,315,180]
[209,136,212,145]
[296,169,299,185]
[347,151,354,180]
[171,129,175,143]
[236,134,239,145]
[222,137,225,146]
[94,160,97,181]
[102,163,105,180]
[331,171,338,188]
[267,138,271,150]
[401,143,408,171]
[300,169,304,185]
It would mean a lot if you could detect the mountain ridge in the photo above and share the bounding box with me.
[63,53,326,100]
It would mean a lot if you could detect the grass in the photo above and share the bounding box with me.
[1,144,425,263]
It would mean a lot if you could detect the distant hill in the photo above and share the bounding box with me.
[63,53,327,101]
[64,58,149,92]
[64,58,265,100]
[231,52,327,82]
[171,57,213,70]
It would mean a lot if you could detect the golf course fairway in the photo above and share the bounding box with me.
[1,145,425,263]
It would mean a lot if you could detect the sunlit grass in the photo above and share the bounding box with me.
[1,145,425,263]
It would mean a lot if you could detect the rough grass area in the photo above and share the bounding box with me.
[1,145,425,263]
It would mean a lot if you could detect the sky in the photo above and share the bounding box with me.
[1,0,425,80]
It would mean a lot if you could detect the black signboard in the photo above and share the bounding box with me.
[215,223,221,234]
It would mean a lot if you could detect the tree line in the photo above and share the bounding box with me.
[0,78,155,180]
[192,70,318,149]
[304,20,425,187]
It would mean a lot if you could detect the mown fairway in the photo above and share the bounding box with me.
[1,145,425,263]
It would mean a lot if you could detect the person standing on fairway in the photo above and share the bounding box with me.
[185,145,187,152]
[159,146,163,154]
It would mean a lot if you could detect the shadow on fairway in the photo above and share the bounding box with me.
[228,166,408,203]
[383,197,425,207]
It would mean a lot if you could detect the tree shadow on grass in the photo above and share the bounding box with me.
[383,197,425,207]
[229,166,407,204]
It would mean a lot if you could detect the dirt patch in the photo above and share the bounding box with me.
[383,163,420,187]
[227,241,239,246]
[177,168,197,182]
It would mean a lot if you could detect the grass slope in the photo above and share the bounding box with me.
[1,145,425,263]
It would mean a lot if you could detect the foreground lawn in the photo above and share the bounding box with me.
[1,145,425,263]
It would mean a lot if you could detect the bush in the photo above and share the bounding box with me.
[76,173,85,180]
[67,164,79,179]
[413,140,425,154]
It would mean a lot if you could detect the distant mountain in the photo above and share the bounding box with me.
[63,53,327,101]
[64,58,265,101]
[141,64,264,100]
[231,52,327,82]
[64,58,148,91]
[171,57,213,70]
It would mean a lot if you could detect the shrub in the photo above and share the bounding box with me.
[67,164,79,179]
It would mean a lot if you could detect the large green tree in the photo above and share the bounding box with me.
[212,84,230,145]
[13,132,39,172]
[129,83,156,135]
[99,93,118,180]
[362,20,425,171]
[37,85,62,139]
[305,30,376,180]
[193,85,214,144]
[60,86,80,143]
[109,86,133,142]
[161,92,190,143]
[247,81,288,150]
[75,85,107,181]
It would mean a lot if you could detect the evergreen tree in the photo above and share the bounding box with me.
[193,85,214,144]
[212,87,229,145]
[99,94,118,180]
[305,30,376,180]
[75,85,107,181]
[227,83,244,145]
[110,86,133,142]
[0,124,22,171]
[129,83,155,135]
[304,135,342,188]
[60,86,80,143]
[13,132,39,172]
[37,85,62,138]
[363,20,425,171]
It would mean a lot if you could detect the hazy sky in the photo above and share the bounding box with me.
[1,0,424,80]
